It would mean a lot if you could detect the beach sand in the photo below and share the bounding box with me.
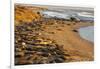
[40,21,94,61]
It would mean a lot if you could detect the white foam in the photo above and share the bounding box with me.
[77,12,94,18]
[41,11,94,21]
[42,11,70,19]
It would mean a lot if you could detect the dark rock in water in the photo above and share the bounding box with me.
[70,17,80,22]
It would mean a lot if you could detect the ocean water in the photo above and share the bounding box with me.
[78,26,94,42]
[41,10,94,21]
[41,11,70,19]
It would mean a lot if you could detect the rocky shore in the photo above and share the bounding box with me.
[15,4,94,65]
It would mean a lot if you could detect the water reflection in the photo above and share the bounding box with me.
[78,26,94,42]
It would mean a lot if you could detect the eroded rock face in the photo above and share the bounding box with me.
[15,4,47,25]
[15,22,71,65]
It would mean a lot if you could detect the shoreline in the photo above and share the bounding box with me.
[39,22,94,60]
[15,5,94,65]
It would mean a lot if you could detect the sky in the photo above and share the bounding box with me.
[15,0,95,8]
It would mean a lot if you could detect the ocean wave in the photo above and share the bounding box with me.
[41,11,94,21]
[77,12,94,18]
[41,11,70,19]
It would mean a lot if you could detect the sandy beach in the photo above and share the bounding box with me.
[15,4,94,65]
